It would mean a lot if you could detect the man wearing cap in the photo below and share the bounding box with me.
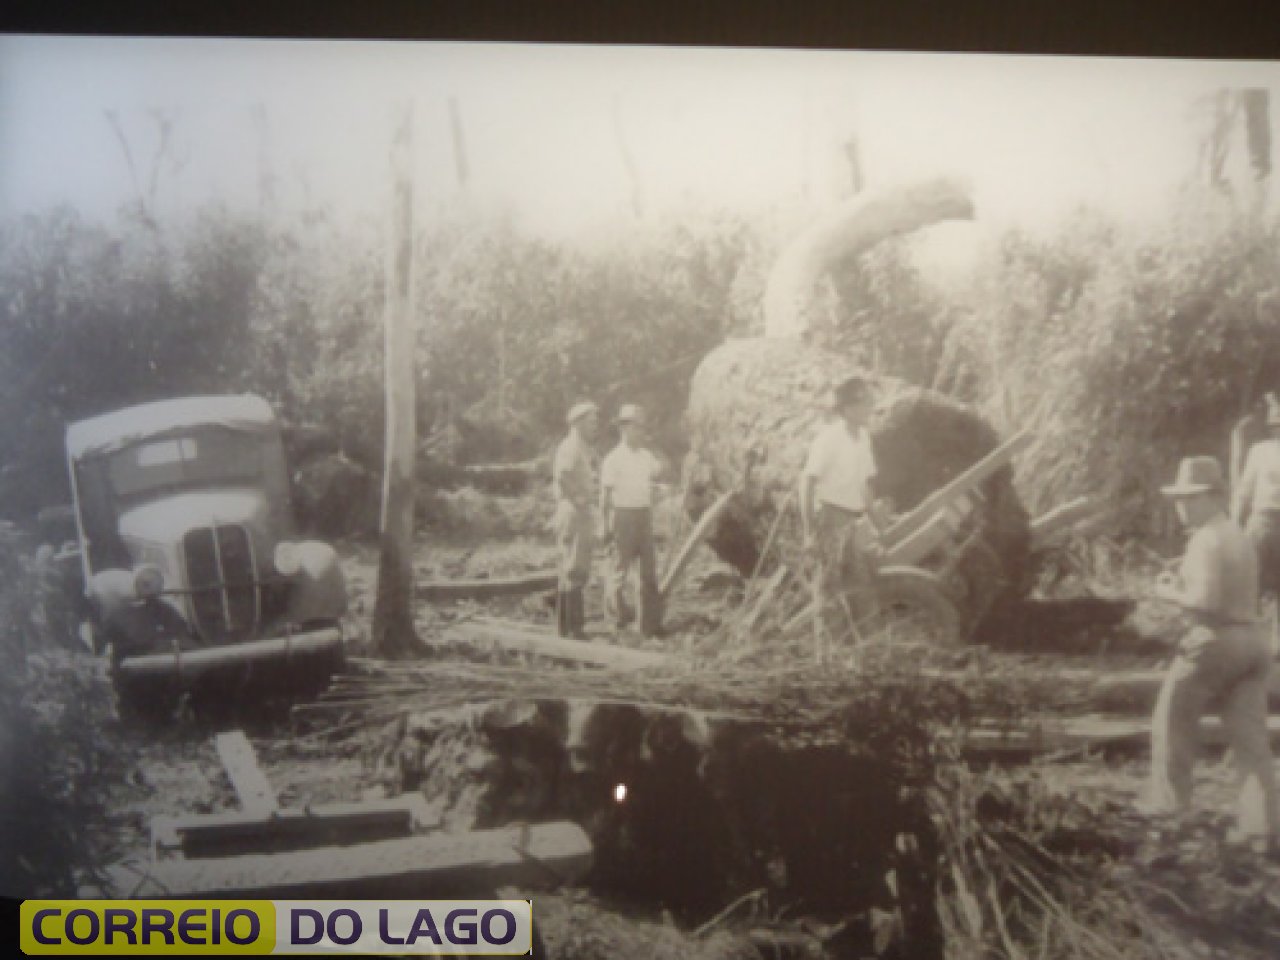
[799,375,882,648]
[1233,393,1280,599]
[1147,455,1278,851]
[600,404,665,637]
[553,401,600,639]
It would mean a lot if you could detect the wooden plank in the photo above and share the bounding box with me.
[451,619,671,671]
[660,490,735,600]
[214,731,278,814]
[882,430,1033,550]
[420,572,558,602]
[107,821,593,898]
[152,794,440,857]
[961,714,1280,759]
[1029,496,1105,549]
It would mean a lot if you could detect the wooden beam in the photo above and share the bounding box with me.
[882,430,1033,550]
[661,490,735,600]
[152,794,440,859]
[420,572,558,602]
[106,821,593,899]
[214,731,278,814]
[1029,496,1105,549]
[450,619,671,670]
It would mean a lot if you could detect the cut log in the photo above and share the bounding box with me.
[448,618,672,670]
[683,337,1032,635]
[103,821,592,898]
[420,571,558,602]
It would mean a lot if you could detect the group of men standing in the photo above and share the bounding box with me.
[551,400,664,641]
[1145,395,1280,854]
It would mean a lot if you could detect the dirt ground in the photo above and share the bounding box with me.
[43,533,1280,959]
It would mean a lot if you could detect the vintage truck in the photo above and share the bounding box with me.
[65,395,346,718]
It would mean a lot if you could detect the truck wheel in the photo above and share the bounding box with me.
[859,566,962,647]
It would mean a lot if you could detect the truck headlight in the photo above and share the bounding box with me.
[132,564,163,600]
[274,542,301,578]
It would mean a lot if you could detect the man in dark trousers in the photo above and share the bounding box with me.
[553,401,599,639]
[600,404,665,638]
[1146,455,1278,853]
[798,375,881,653]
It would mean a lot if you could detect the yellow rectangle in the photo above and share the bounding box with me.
[20,900,275,955]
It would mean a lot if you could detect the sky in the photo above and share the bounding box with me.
[2,37,1278,265]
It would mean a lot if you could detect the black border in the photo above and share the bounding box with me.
[1,1,1277,61]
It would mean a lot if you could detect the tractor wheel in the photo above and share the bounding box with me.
[856,566,962,647]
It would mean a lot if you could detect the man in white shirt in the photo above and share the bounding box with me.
[600,404,664,637]
[799,375,881,648]
[1233,394,1280,598]
[1147,455,1277,852]
[553,401,599,639]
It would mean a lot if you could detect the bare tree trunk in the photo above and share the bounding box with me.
[448,96,470,190]
[842,135,864,195]
[1243,88,1272,213]
[611,96,645,218]
[372,106,420,657]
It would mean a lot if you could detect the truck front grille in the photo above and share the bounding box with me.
[183,524,258,643]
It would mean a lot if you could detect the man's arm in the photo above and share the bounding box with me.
[1155,530,1222,614]
[1233,446,1259,526]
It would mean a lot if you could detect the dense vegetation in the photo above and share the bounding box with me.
[2,184,1277,540]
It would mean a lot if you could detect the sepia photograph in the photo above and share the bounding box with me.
[2,30,1280,958]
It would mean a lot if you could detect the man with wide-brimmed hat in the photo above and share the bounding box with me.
[600,404,665,637]
[1233,393,1280,598]
[1145,455,1278,852]
[553,400,600,638]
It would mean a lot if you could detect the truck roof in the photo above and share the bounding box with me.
[66,394,278,461]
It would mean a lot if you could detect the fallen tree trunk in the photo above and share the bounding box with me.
[683,337,1032,633]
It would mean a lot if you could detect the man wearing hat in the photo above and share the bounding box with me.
[553,401,600,638]
[600,404,665,637]
[1147,455,1278,851]
[799,374,882,650]
[1233,393,1280,599]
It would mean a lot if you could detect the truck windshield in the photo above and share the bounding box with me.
[106,428,265,499]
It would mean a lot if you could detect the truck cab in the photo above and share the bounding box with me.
[66,395,346,718]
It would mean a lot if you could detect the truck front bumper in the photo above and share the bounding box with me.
[114,627,344,684]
